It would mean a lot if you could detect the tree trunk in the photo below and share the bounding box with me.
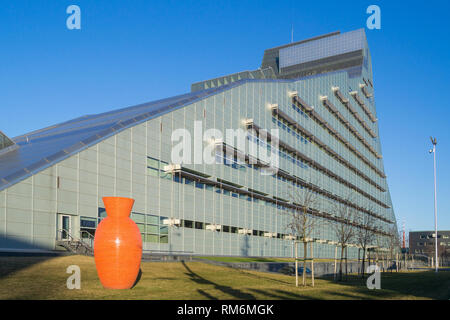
[361,248,366,278]
[310,241,314,287]
[345,246,348,279]
[339,246,345,281]
[303,241,307,286]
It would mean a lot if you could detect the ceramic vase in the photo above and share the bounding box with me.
[94,196,142,289]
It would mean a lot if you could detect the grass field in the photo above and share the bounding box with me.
[0,255,449,300]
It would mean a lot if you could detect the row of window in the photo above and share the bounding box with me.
[416,242,450,247]
[292,102,310,119]
[275,107,380,190]
[272,116,309,145]
[172,173,290,209]
[247,133,309,169]
[180,218,297,240]
[147,155,385,230]
[419,234,449,239]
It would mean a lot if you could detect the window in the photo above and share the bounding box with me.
[195,222,204,230]
[146,225,159,234]
[98,208,107,223]
[145,234,159,243]
[147,157,159,169]
[136,223,145,233]
[195,181,204,189]
[132,213,146,224]
[160,226,169,235]
[147,215,159,225]
[222,225,230,233]
[184,220,193,228]
[80,217,96,229]
[147,157,160,177]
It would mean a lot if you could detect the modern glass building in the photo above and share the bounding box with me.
[0,29,396,258]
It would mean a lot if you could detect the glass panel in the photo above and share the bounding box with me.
[195,222,204,230]
[160,226,168,235]
[147,215,159,225]
[160,235,168,244]
[98,208,107,218]
[184,220,193,228]
[195,181,204,189]
[147,167,159,177]
[62,216,70,230]
[145,234,159,243]
[160,171,172,180]
[147,157,159,169]
[132,213,146,223]
[80,217,96,229]
[146,225,159,234]
[136,223,145,233]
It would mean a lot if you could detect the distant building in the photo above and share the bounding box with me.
[409,231,450,255]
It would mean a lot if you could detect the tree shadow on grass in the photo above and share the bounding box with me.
[197,289,218,300]
[324,272,450,300]
[233,268,293,286]
[247,288,314,300]
[181,261,255,299]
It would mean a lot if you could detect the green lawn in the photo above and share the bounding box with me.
[0,255,449,300]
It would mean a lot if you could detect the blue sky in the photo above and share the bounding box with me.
[1,0,449,232]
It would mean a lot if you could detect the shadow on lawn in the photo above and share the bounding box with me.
[0,235,64,280]
[181,261,256,299]
[321,272,450,300]
[182,261,318,300]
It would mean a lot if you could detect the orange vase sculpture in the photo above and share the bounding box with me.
[94,197,142,289]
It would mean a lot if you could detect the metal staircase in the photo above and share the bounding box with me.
[56,229,94,256]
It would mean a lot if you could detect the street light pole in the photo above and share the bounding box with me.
[430,137,438,273]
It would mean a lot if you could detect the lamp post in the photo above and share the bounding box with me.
[429,137,438,273]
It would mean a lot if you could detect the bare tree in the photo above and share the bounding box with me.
[287,186,320,286]
[387,224,400,270]
[330,195,357,281]
[355,209,377,277]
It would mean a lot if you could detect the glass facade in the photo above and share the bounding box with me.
[279,29,365,68]
[0,28,396,258]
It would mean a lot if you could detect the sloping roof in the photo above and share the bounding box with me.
[0,82,245,192]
